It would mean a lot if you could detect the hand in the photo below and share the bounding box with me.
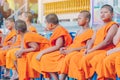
[15,49,24,58]
[87,49,93,53]
[84,49,94,56]
[107,49,115,56]
[36,53,43,61]
[83,50,88,56]
[63,49,73,54]
[60,47,66,54]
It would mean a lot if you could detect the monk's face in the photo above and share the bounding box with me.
[5,20,14,30]
[46,22,55,31]
[78,13,87,26]
[100,8,113,22]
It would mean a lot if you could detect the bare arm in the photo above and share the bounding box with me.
[86,31,96,50]
[10,36,17,45]
[88,24,118,52]
[62,39,92,54]
[36,36,64,60]
[70,46,86,52]
[16,42,39,58]
[107,47,120,55]
[22,42,40,53]
[113,27,120,45]
[40,36,64,55]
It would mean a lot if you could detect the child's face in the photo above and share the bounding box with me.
[100,8,113,22]
[45,22,54,31]
[5,20,14,30]
[78,13,87,26]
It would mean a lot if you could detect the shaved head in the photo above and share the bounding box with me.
[80,10,91,22]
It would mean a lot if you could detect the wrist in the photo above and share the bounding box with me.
[40,51,44,55]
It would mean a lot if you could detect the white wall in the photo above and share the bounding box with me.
[42,13,79,23]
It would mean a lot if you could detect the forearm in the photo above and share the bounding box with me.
[71,46,86,52]
[111,48,120,52]
[86,40,94,50]
[40,46,61,55]
[22,48,36,53]
[91,41,111,51]
[11,45,21,48]
[0,44,3,47]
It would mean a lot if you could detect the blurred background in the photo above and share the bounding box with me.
[0,0,120,34]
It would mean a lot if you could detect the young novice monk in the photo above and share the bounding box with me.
[21,12,37,32]
[91,23,120,80]
[59,10,93,80]
[31,13,72,80]
[13,19,49,80]
[5,12,38,80]
[68,4,118,80]
[93,27,120,80]
[0,18,17,78]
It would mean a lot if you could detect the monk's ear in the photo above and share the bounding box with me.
[86,18,89,23]
[17,30,21,34]
[111,13,114,17]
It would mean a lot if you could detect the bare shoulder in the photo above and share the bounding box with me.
[109,24,118,31]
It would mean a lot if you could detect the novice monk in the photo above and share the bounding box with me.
[5,12,37,79]
[89,27,120,80]
[21,12,37,32]
[5,22,38,80]
[0,18,17,78]
[115,49,120,79]
[31,13,72,80]
[59,10,93,80]
[13,20,49,80]
[68,4,118,80]
[92,27,120,80]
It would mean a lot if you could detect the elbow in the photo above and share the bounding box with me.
[32,47,38,51]
[104,40,112,45]
[55,45,63,50]
[113,41,118,46]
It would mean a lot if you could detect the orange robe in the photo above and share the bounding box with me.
[115,52,120,78]
[31,26,72,77]
[6,35,21,69]
[28,26,37,33]
[68,21,117,80]
[91,43,120,80]
[6,26,37,70]
[17,32,49,80]
[0,29,16,66]
[60,29,93,76]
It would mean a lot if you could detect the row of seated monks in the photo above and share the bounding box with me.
[0,4,120,80]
